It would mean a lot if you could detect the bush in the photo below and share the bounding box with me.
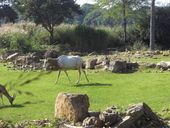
[55,24,76,47]
[0,23,128,53]
[31,26,50,46]
[9,33,32,53]
[101,26,125,49]
[131,41,148,51]
[75,25,109,52]
[0,34,11,48]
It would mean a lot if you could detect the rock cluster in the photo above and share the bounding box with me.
[114,103,164,128]
[156,61,170,71]
[109,61,139,73]
[55,93,168,128]
[86,58,139,73]
[3,52,43,70]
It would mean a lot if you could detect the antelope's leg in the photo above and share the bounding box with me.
[64,70,71,82]
[76,69,81,84]
[0,95,4,105]
[82,70,89,82]
[55,70,61,84]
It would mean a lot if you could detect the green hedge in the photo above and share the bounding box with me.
[0,23,140,53]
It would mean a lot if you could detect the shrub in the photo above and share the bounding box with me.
[0,34,11,48]
[131,41,148,51]
[31,26,50,46]
[55,24,76,48]
[0,23,129,53]
[101,26,125,49]
[9,33,32,53]
[75,25,109,52]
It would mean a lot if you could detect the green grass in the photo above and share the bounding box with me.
[1,64,170,122]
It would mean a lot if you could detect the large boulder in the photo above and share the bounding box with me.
[109,60,127,73]
[156,61,170,70]
[126,62,139,71]
[146,63,157,68]
[114,103,163,128]
[108,61,139,73]
[55,93,90,122]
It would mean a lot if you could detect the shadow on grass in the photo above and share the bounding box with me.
[75,83,112,87]
[23,100,45,105]
[0,100,45,109]
[0,104,24,109]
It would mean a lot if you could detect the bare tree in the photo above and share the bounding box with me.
[150,0,156,50]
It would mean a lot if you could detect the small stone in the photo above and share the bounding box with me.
[82,117,103,127]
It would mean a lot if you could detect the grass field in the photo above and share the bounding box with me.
[1,63,170,123]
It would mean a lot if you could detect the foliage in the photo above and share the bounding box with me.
[9,33,32,53]
[155,6,170,49]
[0,34,11,48]
[67,4,115,26]
[14,0,82,44]
[65,3,94,24]
[0,4,18,23]
[131,41,148,51]
[134,5,170,49]
[0,33,32,53]
[0,23,127,53]
[95,0,148,44]
[75,25,109,52]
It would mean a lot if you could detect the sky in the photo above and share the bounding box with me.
[76,0,170,6]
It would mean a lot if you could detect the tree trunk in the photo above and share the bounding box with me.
[150,0,155,50]
[122,0,127,44]
[49,28,54,45]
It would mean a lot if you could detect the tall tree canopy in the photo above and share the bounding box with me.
[95,0,148,44]
[15,0,82,44]
[0,4,18,23]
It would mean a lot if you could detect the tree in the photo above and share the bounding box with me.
[155,6,170,49]
[0,4,18,23]
[15,0,81,44]
[150,0,155,50]
[96,0,148,44]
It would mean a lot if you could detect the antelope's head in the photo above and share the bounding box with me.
[9,94,16,105]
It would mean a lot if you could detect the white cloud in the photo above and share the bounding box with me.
[156,0,169,6]
[76,0,95,5]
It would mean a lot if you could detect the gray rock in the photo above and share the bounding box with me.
[99,106,119,126]
[88,111,100,118]
[156,61,170,70]
[82,117,103,127]
[146,63,156,68]
[114,103,161,128]
[109,61,127,73]
[127,62,139,71]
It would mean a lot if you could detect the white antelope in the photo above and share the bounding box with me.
[43,55,89,84]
